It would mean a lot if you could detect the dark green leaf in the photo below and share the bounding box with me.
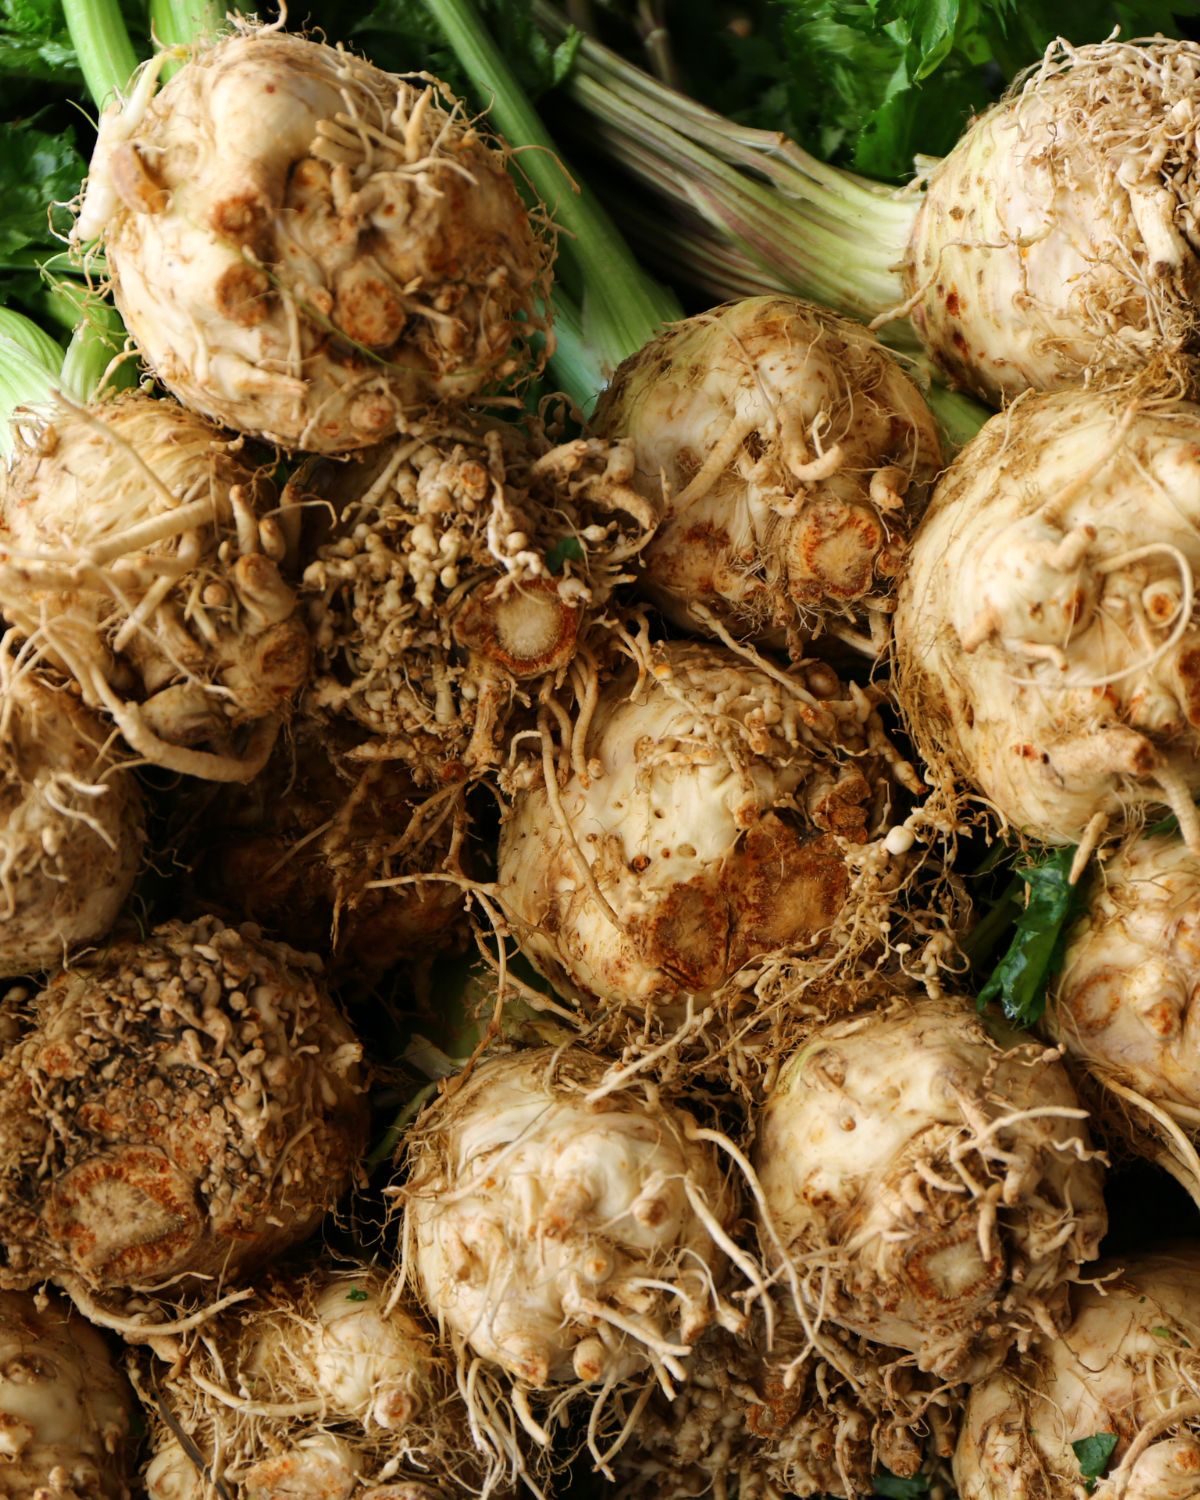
[975,844,1086,1028]
[873,1470,931,1499]
[1072,1433,1119,1485]
[345,1287,370,1302]
[0,118,85,264]
[546,533,584,571]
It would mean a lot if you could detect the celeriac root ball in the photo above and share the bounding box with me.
[955,1250,1200,1500]
[497,638,915,1012]
[1050,832,1200,1205]
[0,917,368,1293]
[186,721,468,979]
[611,1314,957,1500]
[755,992,1107,1383]
[401,1048,743,1403]
[0,656,143,977]
[592,296,942,657]
[894,388,1200,852]
[303,418,654,779]
[136,1264,490,1500]
[0,393,309,783]
[76,29,552,452]
[0,1288,135,1499]
[905,38,1200,406]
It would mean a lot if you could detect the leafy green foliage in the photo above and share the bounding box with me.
[0,117,84,267]
[0,0,80,83]
[545,533,584,571]
[1072,1432,1119,1491]
[873,1470,932,1499]
[975,845,1087,1027]
[345,1286,370,1302]
[336,0,580,103]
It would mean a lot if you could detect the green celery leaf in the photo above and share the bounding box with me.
[545,534,584,571]
[873,1470,932,1499]
[1072,1433,1119,1487]
[975,844,1086,1027]
[348,0,579,102]
[0,117,85,265]
[0,0,81,83]
[345,1287,369,1302]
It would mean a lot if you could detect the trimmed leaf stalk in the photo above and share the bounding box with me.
[422,0,682,387]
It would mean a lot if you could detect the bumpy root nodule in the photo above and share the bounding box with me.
[593,296,942,659]
[1050,832,1200,1208]
[133,1263,505,1500]
[497,636,930,1023]
[0,1287,135,1500]
[181,720,470,980]
[0,916,368,1295]
[0,393,310,783]
[398,1047,754,1470]
[76,28,553,452]
[906,38,1200,405]
[894,386,1200,853]
[0,639,144,977]
[303,416,655,781]
[755,991,1107,1384]
[954,1250,1200,1500]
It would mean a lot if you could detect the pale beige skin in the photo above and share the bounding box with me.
[76,31,549,452]
[403,1049,739,1397]
[0,660,143,976]
[592,296,942,657]
[1051,833,1200,1204]
[956,1251,1200,1500]
[0,1289,134,1499]
[498,639,905,1012]
[906,39,1200,407]
[895,388,1200,852]
[138,1267,482,1500]
[755,994,1107,1384]
[0,394,309,783]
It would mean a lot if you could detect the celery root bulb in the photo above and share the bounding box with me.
[755,993,1107,1383]
[402,1049,743,1407]
[955,1250,1200,1500]
[76,29,551,452]
[0,1288,135,1499]
[0,394,309,783]
[905,39,1200,406]
[0,652,143,977]
[0,917,368,1293]
[136,1264,489,1500]
[592,297,942,657]
[894,388,1200,852]
[497,638,913,1012]
[303,418,653,780]
[1050,833,1200,1205]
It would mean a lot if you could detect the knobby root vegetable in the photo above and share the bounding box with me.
[0,916,368,1295]
[894,387,1200,856]
[0,1288,135,1499]
[134,1263,503,1500]
[954,1249,1200,1500]
[182,721,469,980]
[754,991,1107,1383]
[905,39,1200,407]
[611,1312,958,1500]
[0,393,309,783]
[0,639,144,977]
[399,1047,751,1469]
[303,416,655,782]
[592,297,943,658]
[497,636,923,1018]
[74,27,552,452]
[1050,832,1200,1208]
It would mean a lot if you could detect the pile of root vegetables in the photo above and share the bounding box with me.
[10,12,1200,1500]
